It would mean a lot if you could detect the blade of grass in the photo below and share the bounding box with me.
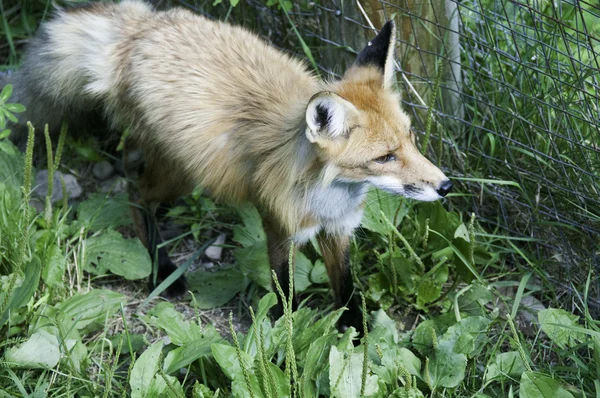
[278,0,320,77]
[140,236,218,309]
[511,272,532,319]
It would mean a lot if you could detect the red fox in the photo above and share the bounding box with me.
[5,1,452,332]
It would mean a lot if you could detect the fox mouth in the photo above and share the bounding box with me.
[402,184,422,198]
[402,184,444,201]
[378,183,442,202]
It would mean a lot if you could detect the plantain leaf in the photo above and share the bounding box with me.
[83,229,151,280]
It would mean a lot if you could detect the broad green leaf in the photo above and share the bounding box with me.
[294,252,313,292]
[362,188,407,236]
[369,309,399,345]
[233,203,265,246]
[0,128,10,139]
[42,244,66,287]
[426,346,467,389]
[457,283,493,316]
[130,341,164,398]
[366,272,391,304]
[271,361,292,396]
[302,333,339,397]
[28,306,89,373]
[291,308,342,361]
[4,330,60,369]
[157,374,185,396]
[454,223,470,241]
[372,346,421,387]
[144,302,205,345]
[452,237,476,282]
[55,289,125,333]
[519,372,574,398]
[310,259,329,284]
[188,267,247,309]
[6,257,41,311]
[64,338,89,374]
[417,202,460,249]
[211,343,266,398]
[416,264,448,308]
[234,241,271,290]
[438,316,491,357]
[211,343,244,380]
[255,292,278,321]
[538,308,585,349]
[256,362,290,398]
[390,348,421,376]
[329,346,379,398]
[485,351,526,382]
[163,334,223,374]
[83,229,151,280]
[76,192,132,231]
[412,320,439,355]
[393,253,420,295]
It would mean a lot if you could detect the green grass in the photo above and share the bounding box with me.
[1,0,599,396]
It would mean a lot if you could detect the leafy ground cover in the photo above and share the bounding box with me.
[0,85,599,396]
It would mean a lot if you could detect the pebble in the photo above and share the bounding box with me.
[99,176,128,193]
[34,170,82,203]
[205,233,226,260]
[93,160,114,181]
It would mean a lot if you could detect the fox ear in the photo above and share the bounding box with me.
[355,21,396,88]
[305,92,358,143]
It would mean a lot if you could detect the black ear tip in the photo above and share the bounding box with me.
[354,19,396,71]
[375,20,395,41]
[382,20,395,33]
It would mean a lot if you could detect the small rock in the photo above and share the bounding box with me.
[93,160,114,181]
[205,233,226,260]
[99,176,128,193]
[34,170,82,203]
[203,262,215,270]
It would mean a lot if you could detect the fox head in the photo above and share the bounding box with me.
[305,21,452,201]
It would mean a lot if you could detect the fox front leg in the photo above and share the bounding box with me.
[263,217,299,319]
[124,147,188,297]
[318,233,364,335]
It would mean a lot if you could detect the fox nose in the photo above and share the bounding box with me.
[436,180,453,197]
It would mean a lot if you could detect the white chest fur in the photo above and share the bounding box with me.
[293,182,367,244]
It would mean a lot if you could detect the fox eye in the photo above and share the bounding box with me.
[374,153,397,164]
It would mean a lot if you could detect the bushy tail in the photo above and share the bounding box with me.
[4,1,153,138]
